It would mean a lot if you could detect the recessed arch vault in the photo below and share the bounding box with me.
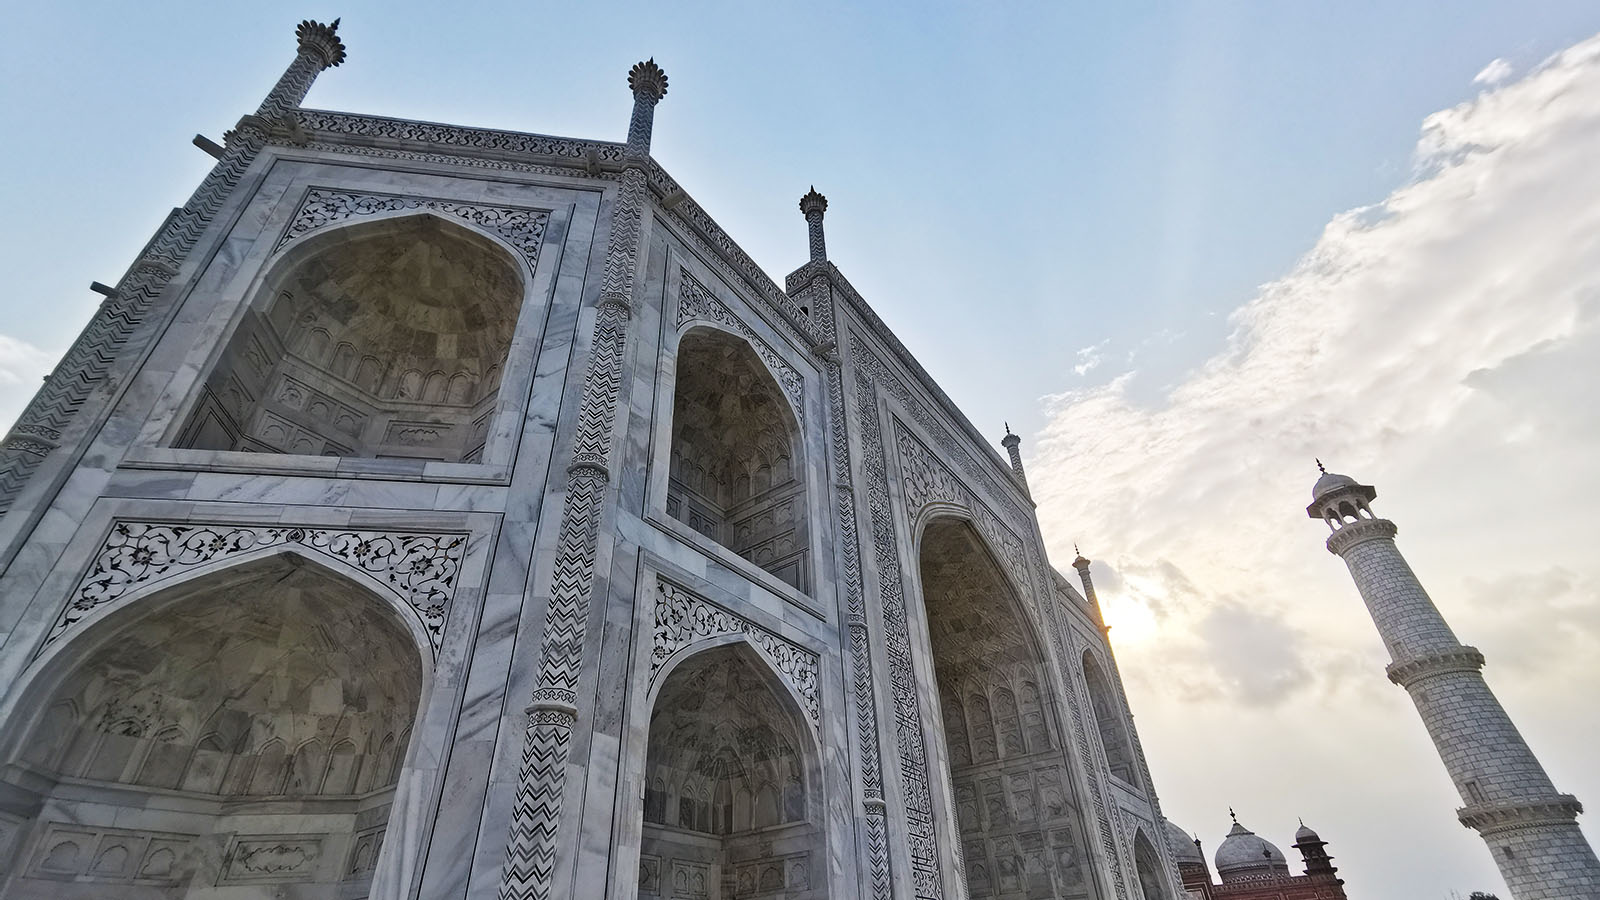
[667,326,809,592]
[639,641,826,900]
[1082,649,1140,786]
[175,212,525,462]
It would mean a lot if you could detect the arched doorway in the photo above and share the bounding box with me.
[667,328,808,592]
[0,555,424,896]
[1081,651,1139,786]
[1133,829,1171,900]
[639,643,824,900]
[175,214,524,462]
[917,518,1090,899]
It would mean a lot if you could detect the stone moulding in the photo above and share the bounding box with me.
[1325,517,1398,555]
[676,268,806,428]
[651,577,819,727]
[275,188,551,270]
[1457,796,1585,834]
[45,521,468,655]
[1385,646,1487,687]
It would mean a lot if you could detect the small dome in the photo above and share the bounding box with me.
[1294,822,1322,845]
[1214,819,1289,883]
[1163,819,1204,866]
[1311,471,1358,502]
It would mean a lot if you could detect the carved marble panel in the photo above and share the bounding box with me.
[650,578,819,726]
[23,822,195,886]
[670,859,711,898]
[48,521,469,654]
[220,834,325,884]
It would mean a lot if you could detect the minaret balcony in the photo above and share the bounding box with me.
[1458,795,1584,834]
[1325,517,1398,554]
[1385,646,1486,687]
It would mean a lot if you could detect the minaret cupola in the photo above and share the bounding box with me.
[1306,460,1377,531]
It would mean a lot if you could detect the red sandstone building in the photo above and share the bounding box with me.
[1164,815,1348,900]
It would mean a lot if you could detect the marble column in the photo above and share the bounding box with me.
[498,59,667,900]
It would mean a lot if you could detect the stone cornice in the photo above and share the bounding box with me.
[1325,517,1398,555]
[1458,795,1584,835]
[1386,646,1486,687]
[294,108,628,168]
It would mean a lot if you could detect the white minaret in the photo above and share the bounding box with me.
[1308,465,1600,900]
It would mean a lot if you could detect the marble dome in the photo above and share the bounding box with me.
[1163,819,1205,866]
[1214,819,1290,882]
[1311,470,1359,502]
[1294,822,1323,845]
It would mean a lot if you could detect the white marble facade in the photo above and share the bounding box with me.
[0,20,1183,900]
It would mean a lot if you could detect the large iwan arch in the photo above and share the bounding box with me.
[0,554,428,896]
[915,517,1091,898]
[175,213,525,462]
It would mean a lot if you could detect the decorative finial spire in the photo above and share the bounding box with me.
[623,58,669,158]
[1316,458,1327,474]
[1229,807,1238,823]
[800,186,829,262]
[628,58,669,101]
[1000,423,1025,485]
[294,18,346,68]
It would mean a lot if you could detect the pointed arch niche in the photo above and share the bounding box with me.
[1081,650,1140,786]
[917,517,1091,899]
[174,213,524,462]
[667,327,809,592]
[1134,828,1173,900]
[640,643,824,900]
[0,555,425,894]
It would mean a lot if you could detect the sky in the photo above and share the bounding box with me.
[2,3,1599,899]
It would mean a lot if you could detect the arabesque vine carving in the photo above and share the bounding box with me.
[49,522,467,653]
[651,578,819,725]
[278,189,550,269]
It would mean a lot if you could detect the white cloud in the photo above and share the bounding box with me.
[1030,34,1600,900]
[1474,57,1514,85]
[1073,338,1109,376]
